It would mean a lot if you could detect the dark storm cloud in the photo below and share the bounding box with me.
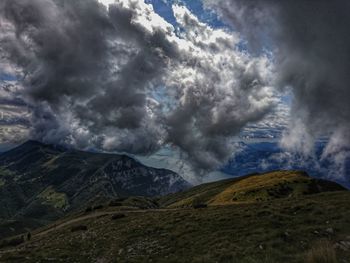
[205,0,350,178]
[0,96,26,108]
[0,0,175,153]
[0,0,276,170]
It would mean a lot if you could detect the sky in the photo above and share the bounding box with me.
[0,0,349,183]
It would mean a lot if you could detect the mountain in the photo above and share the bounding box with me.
[0,171,349,263]
[0,140,190,239]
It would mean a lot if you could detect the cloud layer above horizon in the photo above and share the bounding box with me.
[0,0,276,170]
[0,0,349,178]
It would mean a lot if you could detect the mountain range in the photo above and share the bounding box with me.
[0,140,190,239]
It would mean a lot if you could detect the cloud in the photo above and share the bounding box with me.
[162,5,276,169]
[0,78,29,144]
[205,0,350,178]
[1,0,174,153]
[0,0,276,170]
[241,98,290,140]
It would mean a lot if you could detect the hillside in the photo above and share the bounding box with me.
[0,171,349,263]
[160,170,345,208]
[0,141,190,239]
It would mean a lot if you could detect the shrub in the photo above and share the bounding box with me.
[93,205,104,210]
[305,240,337,263]
[115,197,127,202]
[111,213,126,220]
[85,206,93,213]
[193,204,208,209]
[71,225,88,232]
[109,200,123,207]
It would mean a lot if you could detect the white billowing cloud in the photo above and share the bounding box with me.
[99,0,116,7]
[280,118,315,155]
[320,128,350,180]
[0,0,276,171]
[162,4,276,169]
[205,0,350,181]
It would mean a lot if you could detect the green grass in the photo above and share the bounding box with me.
[120,196,159,209]
[0,191,349,263]
[305,239,338,263]
[38,186,69,209]
[0,167,14,185]
[0,171,348,262]
[161,171,344,208]
[159,177,244,208]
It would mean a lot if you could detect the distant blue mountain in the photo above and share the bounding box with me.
[222,141,350,189]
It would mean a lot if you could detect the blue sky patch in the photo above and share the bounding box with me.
[145,0,226,29]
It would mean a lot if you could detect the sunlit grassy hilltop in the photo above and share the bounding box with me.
[161,170,345,207]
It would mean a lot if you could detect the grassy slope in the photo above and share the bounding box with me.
[0,171,349,263]
[1,192,349,263]
[161,171,345,207]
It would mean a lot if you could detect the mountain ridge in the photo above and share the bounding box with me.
[160,170,346,208]
[0,140,190,239]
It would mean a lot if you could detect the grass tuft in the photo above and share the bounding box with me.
[305,240,338,263]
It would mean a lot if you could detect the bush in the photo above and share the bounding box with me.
[0,235,25,249]
[93,205,104,210]
[193,204,208,209]
[111,213,126,220]
[115,197,127,202]
[305,240,337,263]
[109,200,123,207]
[85,206,93,213]
[71,225,88,232]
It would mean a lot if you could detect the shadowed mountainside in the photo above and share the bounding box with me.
[0,140,190,239]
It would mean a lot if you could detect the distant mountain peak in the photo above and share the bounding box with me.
[4,140,64,153]
[23,139,46,146]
